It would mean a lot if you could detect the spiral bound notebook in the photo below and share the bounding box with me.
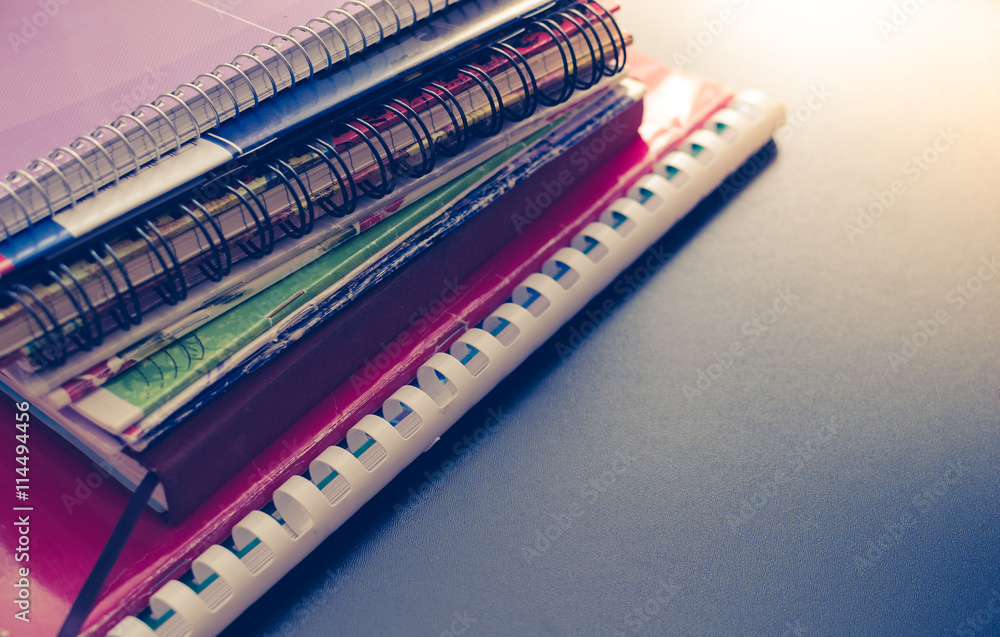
[106,83,786,637]
[0,0,555,276]
[0,2,628,370]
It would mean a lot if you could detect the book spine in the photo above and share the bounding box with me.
[0,0,465,245]
[108,90,785,637]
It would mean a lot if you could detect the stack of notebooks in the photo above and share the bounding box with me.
[0,1,784,635]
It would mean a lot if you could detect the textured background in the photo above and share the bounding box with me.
[226,1,1000,634]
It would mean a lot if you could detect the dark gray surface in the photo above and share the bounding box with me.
[224,1,1000,635]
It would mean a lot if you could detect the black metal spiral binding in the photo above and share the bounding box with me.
[307,139,359,217]
[178,200,232,280]
[266,160,315,238]
[89,243,142,330]
[383,99,436,178]
[529,19,578,106]
[421,82,470,157]
[490,43,539,122]
[48,264,103,351]
[558,8,602,91]
[577,0,627,75]
[457,65,505,137]
[1,285,66,367]
[343,120,396,199]
[219,183,275,258]
[134,220,188,305]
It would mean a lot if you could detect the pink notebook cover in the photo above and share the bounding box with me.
[0,52,731,637]
[0,0,351,173]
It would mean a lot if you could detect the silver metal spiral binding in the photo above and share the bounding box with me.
[28,158,75,209]
[0,182,24,238]
[344,2,387,44]
[175,83,222,129]
[380,0,404,35]
[234,53,279,100]
[390,0,418,29]
[154,93,202,140]
[194,73,241,121]
[269,34,315,80]
[136,103,182,153]
[290,24,333,69]
[214,63,259,110]
[115,114,162,164]
[251,44,297,90]
[94,124,142,176]
[307,17,352,64]
[73,134,120,186]
[328,9,369,53]
[53,145,99,199]
[10,169,53,223]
